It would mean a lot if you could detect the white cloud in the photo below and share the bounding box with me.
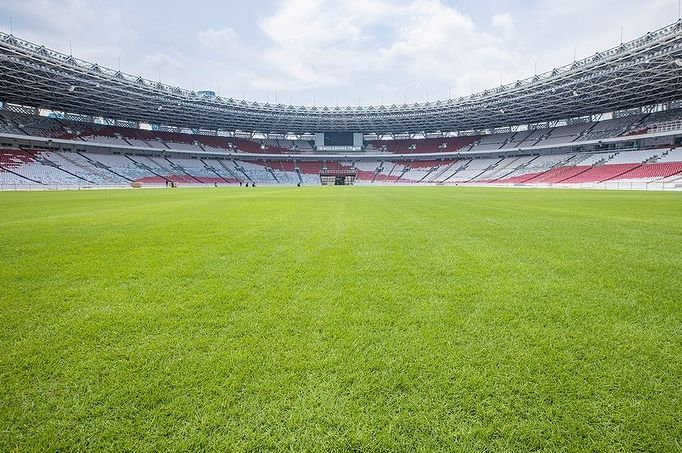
[251,0,521,96]
[247,0,532,103]
[3,0,100,33]
[197,27,239,52]
[491,13,514,33]
[142,52,185,72]
[253,0,390,89]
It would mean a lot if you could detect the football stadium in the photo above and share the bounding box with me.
[1,1,681,450]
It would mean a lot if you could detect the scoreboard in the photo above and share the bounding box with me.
[315,132,363,152]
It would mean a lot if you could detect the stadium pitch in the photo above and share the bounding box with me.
[1,186,680,451]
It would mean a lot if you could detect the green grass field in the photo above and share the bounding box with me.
[1,187,681,451]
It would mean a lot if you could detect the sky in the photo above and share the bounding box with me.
[0,0,679,106]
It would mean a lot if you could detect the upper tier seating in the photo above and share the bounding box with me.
[0,112,68,138]
[509,129,548,148]
[0,117,27,135]
[81,135,132,147]
[500,131,534,149]
[2,109,682,158]
[627,109,682,135]
[368,136,479,154]
[164,141,204,152]
[124,138,153,148]
[539,123,592,146]
[581,116,642,141]
[469,132,515,152]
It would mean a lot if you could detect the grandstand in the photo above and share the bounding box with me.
[1,106,682,189]
[1,21,682,190]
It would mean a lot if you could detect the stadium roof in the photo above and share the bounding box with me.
[1,21,682,135]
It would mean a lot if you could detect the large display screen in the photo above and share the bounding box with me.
[314,132,364,151]
[324,132,355,147]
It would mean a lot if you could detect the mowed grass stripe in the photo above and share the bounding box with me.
[0,187,681,451]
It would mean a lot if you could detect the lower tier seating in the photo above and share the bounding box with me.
[2,147,681,189]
